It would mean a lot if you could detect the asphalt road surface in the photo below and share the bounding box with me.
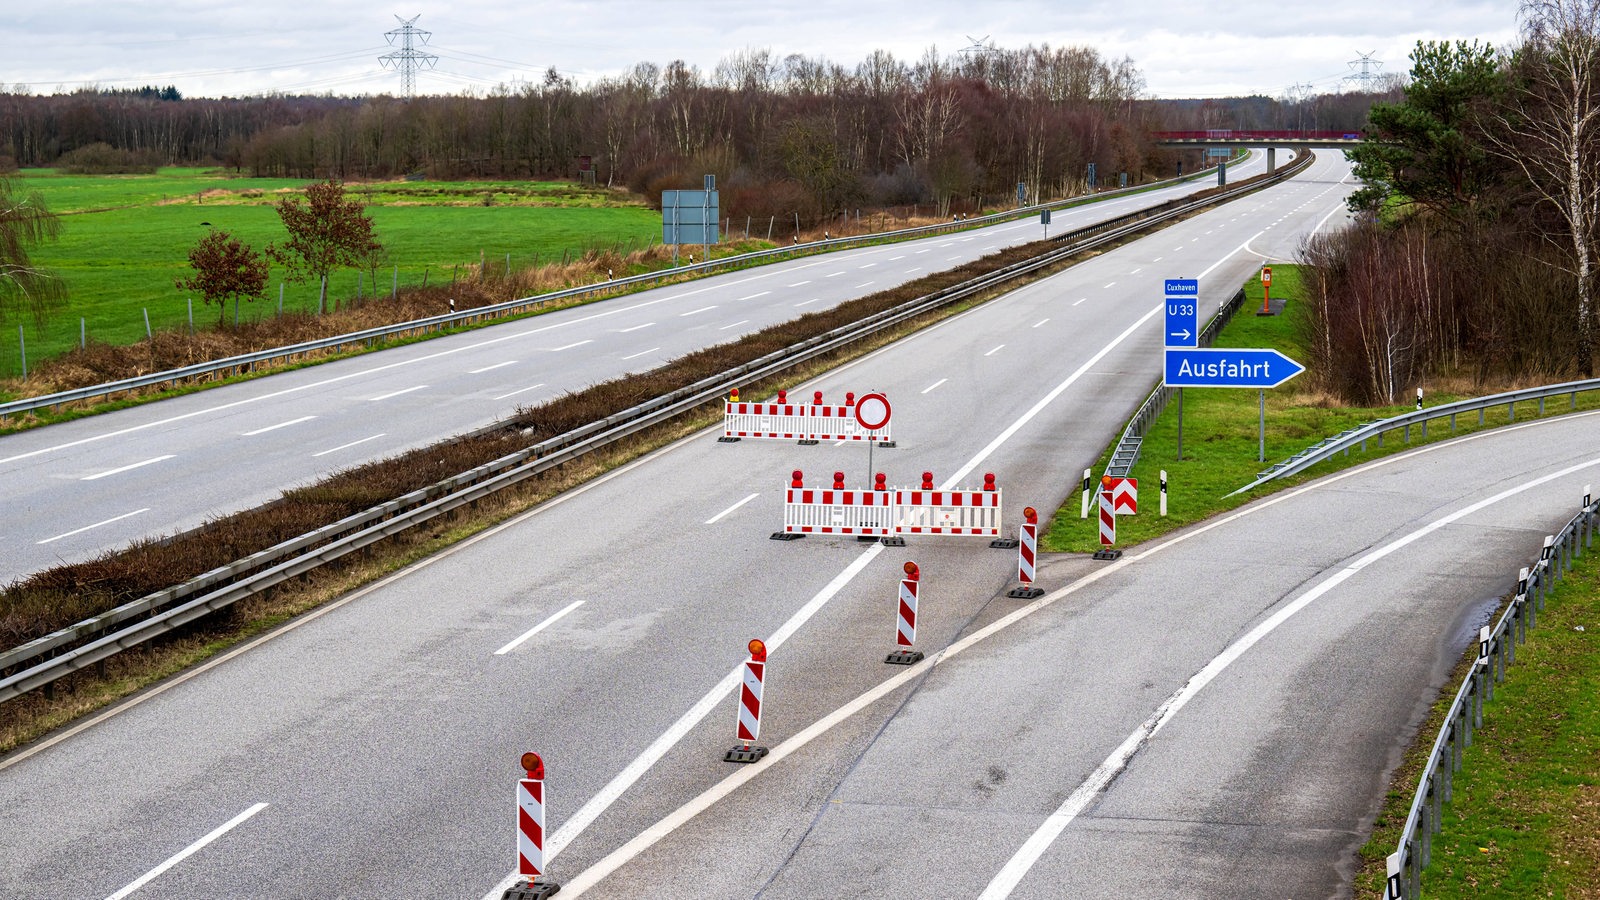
[0,152,1484,900]
[0,151,1277,583]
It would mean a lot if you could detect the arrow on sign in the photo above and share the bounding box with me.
[1168,328,1192,342]
[1163,347,1305,389]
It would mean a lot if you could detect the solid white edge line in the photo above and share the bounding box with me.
[478,545,886,900]
[82,455,176,481]
[311,433,387,458]
[38,508,151,545]
[493,601,585,656]
[555,417,1600,898]
[105,802,268,900]
[241,415,316,436]
[705,492,760,525]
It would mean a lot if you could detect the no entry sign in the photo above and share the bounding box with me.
[854,392,892,431]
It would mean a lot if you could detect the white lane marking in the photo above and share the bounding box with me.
[921,378,947,394]
[734,291,771,301]
[1152,256,1163,262]
[1130,268,1142,274]
[38,508,151,545]
[105,803,269,900]
[856,282,876,289]
[705,492,760,525]
[1032,319,1049,328]
[679,307,716,317]
[916,249,931,254]
[619,323,654,333]
[718,320,751,331]
[312,433,387,457]
[621,348,659,361]
[859,263,876,269]
[492,383,546,401]
[241,415,316,436]
[479,545,887,900]
[984,344,1005,357]
[1073,298,1088,306]
[368,385,427,401]
[1102,282,1116,288]
[549,340,594,351]
[82,455,175,481]
[469,361,517,374]
[977,453,1600,899]
[825,272,845,278]
[905,267,922,274]
[493,601,585,656]
[793,298,820,307]
[889,256,905,261]
[787,281,812,287]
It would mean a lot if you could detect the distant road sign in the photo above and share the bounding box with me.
[1164,278,1198,347]
[1163,347,1305,389]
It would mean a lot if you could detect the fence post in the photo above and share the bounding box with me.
[143,308,152,340]
[17,325,25,379]
[80,317,86,349]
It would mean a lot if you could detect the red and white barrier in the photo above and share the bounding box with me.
[726,639,770,762]
[893,473,1002,537]
[720,388,892,443]
[886,561,924,665]
[780,470,1003,540]
[782,470,893,535]
[511,751,559,898]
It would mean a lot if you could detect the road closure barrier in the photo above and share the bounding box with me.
[721,389,893,444]
[776,470,1002,542]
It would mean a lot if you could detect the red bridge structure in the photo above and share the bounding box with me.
[1151,130,1364,173]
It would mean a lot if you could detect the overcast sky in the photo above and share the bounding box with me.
[6,2,1520,100]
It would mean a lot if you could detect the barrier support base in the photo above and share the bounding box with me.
[725,744,769,763]
[1092,549,1123,561]
[857,535,880,542]
[797,439,820,446]
[502,878,561,900]
[885,649,924,665]
[770,532,805,541]
[877,441,897,448]
[717,436,741,443]
[1006,586,1045,599]
[880,536,907,547]
[990,538,1020,549]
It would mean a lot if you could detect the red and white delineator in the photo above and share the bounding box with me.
[725,639,770,763]
[781,470,1002,539]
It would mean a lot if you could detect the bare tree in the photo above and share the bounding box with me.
[1489,0,1600,375]
[0,173,65,328]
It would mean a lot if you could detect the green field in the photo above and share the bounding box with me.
[2,168,662,376]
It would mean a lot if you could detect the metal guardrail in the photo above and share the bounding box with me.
[1228,376,1600,497]
[0,163,1234,423]
[0,150,1294,702]
[1384,489,1596,899]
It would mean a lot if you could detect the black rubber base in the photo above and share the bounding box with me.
[885,649,924,665]
[877,441,897,448]
[502,878,561,899]
[770,532,804,541]
[880,536,906,547]
[725,744,769,763]
[717,436,741,443]
[797,439,820,446]
[857,535,880,542]
[990,538,1020,549]
[1006,586,1045,599]
[1092,549,1123,560]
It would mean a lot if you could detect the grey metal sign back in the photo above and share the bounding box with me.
[662,189,720,245]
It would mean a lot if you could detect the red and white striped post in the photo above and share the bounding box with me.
[726,639,770,762]
[1093,476,1122,560]
[886,561,924,665]
[505,752,560,899]
[1007,507,1045,598]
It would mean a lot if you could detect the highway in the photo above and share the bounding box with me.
[0,151,1275,584]
[0,151,1440,900]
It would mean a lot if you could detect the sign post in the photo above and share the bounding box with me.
[1163,346,1305,459]
[1164,278,1198,460]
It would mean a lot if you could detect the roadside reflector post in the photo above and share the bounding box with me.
[1160,470,1168,517]
[886,561,925,665]
[1080,468,1092,519]
[1006,507,1045,598]
[1416,386,1423,411]
[502,752,560,900]
[725,639,770,763]
[1093,476,1122,560]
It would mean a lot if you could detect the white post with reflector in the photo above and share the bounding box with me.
[726,639,770,763]
[886,561,924,665]
[502,752,560,900]
[1079,468,1092,519]
[1006,507,1045,599]
[1159,470,1168,517]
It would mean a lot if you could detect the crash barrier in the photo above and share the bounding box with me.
[779,470,1002,539]
[1384,487,1597,899]
[722,388,892,444]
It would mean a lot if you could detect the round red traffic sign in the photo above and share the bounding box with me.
[854,391,892,430]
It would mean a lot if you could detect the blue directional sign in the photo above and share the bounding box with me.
[1164,278,1198,347]
[1163,347,1305,389]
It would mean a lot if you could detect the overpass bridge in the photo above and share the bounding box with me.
[1152,130,1362,173]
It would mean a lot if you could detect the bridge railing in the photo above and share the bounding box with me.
[1151,130,1363,141]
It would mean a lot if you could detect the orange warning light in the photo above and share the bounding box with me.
[903,561,920,579]
[1101,475,1113,488]
[729,388,740,402]
[521,751,544,779]
[748,638,767,662]
[1024,506,1038,523]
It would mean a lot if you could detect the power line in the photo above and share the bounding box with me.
[379,14,438,98]
[1344,51,1385,91]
